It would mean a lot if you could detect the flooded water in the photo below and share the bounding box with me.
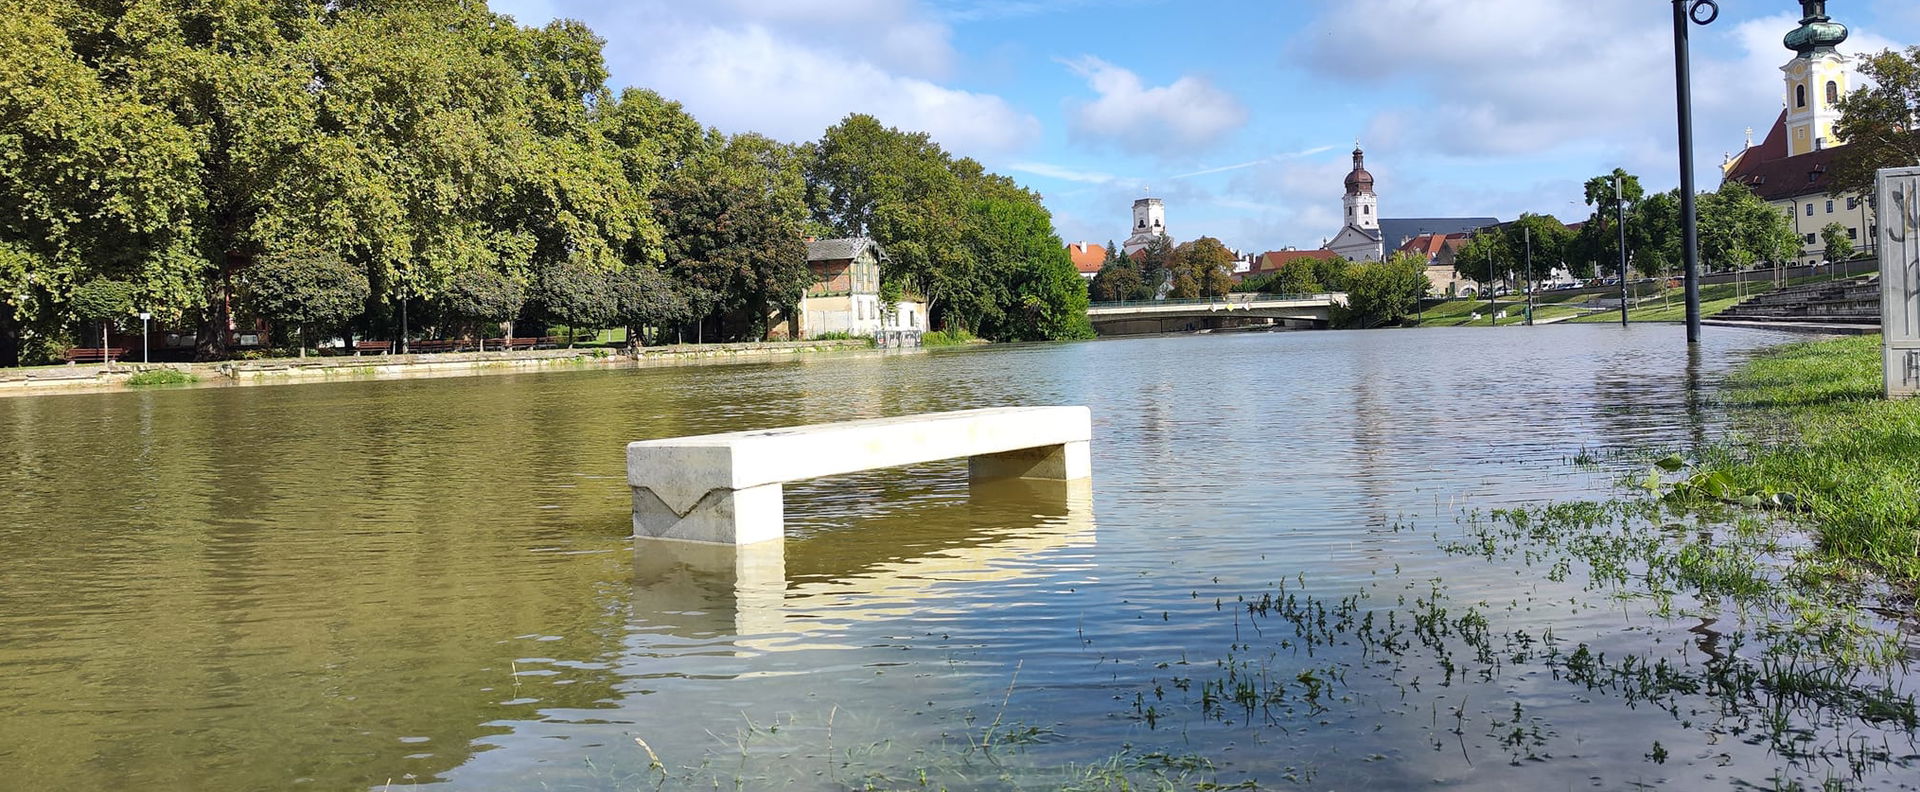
[1,324,1912,790]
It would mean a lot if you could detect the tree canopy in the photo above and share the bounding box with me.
[1833,47,1920,198]
[0,3,1095,364]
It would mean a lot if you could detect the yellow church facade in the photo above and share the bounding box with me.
[1721,0,1877,267]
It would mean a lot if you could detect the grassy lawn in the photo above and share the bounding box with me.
[1568,270,1872,324]
[1406,269,1875,328]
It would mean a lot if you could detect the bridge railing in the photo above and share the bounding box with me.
[1086,293,1336,310]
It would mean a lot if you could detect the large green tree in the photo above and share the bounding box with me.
[442,268,526,344]
[806,114,1089,340]
[1339,255,1429,328]
[1832,47,1920,199]
[1451,231,1511,287]
[243,248,371,357]
[1166,237,1236,299]
[1696,181,1800,272]
[656,132,809,340]
[1089,242,1143,302]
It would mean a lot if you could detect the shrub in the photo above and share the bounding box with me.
[922,328,980,347]
[126,368,196,386]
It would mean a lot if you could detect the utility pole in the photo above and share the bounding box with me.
[1616,175,1630,327]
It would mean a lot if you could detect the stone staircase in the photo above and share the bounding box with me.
[1710,275,1879,331]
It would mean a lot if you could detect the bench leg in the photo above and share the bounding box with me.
[967,440,1091,482]
[632,482,783,545]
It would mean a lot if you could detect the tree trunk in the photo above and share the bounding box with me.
[0,302,18,367]
[298,325,306,358]
[195,256,238,361]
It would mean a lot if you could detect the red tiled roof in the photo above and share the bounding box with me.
[1723,110,1842,201]
[1065,241,1106,274]
[1251,249,1338,274]
[1395,233,1448,259]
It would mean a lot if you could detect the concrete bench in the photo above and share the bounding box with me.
[627,406,1092,545]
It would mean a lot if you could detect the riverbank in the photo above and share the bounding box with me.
[0,338,887,398]
[1408,269,1874,327]
[1682,334,1920,593]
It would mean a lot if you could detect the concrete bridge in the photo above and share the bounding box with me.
[1085,293,1345,336]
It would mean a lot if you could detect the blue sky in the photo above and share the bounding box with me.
[492,0,1920,255]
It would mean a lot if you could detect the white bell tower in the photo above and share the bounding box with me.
[1122,196,1167,256]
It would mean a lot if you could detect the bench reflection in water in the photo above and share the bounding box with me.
[630,477,1095,652]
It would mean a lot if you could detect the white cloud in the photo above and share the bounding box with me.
[488,0,1040,156]
[1061,56,1250,156]
[1300,0,1905,168]
[1007,162,1118,183]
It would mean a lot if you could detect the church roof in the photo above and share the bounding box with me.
[1344,147,1375,196]
[1785,0,1847,56]
[1723,111,1844,201]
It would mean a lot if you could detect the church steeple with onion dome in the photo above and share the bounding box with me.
[1342,145,1378,233]
[1781,0,1850,156]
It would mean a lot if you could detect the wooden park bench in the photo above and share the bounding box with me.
[409,339,460,354]
[626,406,1092,545]
[485,337,540,351]
[62,347,125,364]
[353,341,392,356]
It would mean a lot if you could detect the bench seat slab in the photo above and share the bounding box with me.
[628,406,1091,545]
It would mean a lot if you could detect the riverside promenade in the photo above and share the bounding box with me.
[0,338,883,398]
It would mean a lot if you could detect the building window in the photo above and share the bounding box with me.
[1826,80,1838,105]
[1363,205,1371,215]
[1847,227,1856,240]
[1826,200,1833,213]
[1805,233,1817,244]
[1347,207,1354,216]
[1806,203,1814,216]
[1847,196,1858,210]
[1796,84,1806,107]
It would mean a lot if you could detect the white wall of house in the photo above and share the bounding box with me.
[795,295,928,339]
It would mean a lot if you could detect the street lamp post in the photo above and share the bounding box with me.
[1486,239,1496,326]
[1616,175,1630,326]
[1673,0,1718,343]
[138,311,151,364]
[1523,226,1534,326]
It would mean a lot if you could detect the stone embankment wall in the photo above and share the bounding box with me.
[0,340,882,397]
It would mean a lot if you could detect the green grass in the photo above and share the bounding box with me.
[125,368,197,387]
[922,328,981,347]
[1567,270,1870,324]
[809,330,874,343]
[1690,335,1920,591]
[1405,269,1874,328]
[1411,294,1590,327]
